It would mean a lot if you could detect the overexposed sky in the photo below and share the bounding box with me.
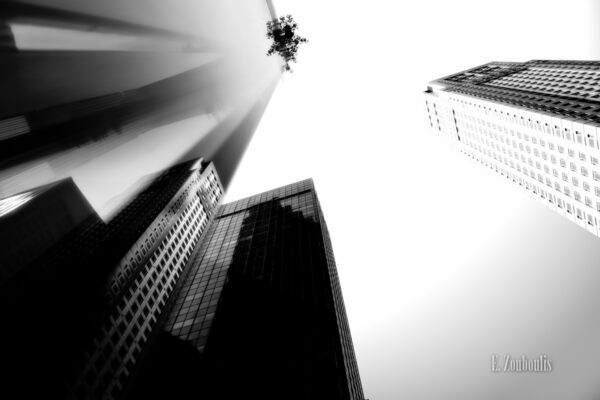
[226,1,600,399]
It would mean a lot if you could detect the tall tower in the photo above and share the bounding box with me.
[0,2,285,398]
[425,60,600,237]
[0,178,95,283]
[0,159,223,399]
[132,180,365,400]
[0,0,282,215]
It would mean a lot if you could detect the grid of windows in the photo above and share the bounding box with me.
[70,163,223,400]
[443,62,527,85]
[424,60,600,238]
[164,211,240,351]
[105,172,216,300]
[219,179,315,216]
[490,67,600,101]
[165,181,317,352]
[163,179,364,399]
[424,88,453,138]
[434,61,600,124]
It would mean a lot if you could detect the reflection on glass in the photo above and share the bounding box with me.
[0,189,40,218]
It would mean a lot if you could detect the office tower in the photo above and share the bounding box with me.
[0,178,95,284]
[0,3,283,397]
[133,180,364,400]
[425,60,600,236]
[0,159,223,399]
[0,0,282,217]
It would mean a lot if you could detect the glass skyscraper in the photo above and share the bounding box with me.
[425,60,600,237]
[131,180,365,400]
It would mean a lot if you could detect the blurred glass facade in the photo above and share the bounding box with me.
[0,0,281,215]
[0,1,283,398]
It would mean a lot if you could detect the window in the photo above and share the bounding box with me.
[567,203,573,214]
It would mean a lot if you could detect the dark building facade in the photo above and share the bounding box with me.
[0,178,95,284]
[0,159,223,399]
[1,3,296,399]
[133,179,364,400]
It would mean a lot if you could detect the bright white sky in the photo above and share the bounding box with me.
[226,1,600,399]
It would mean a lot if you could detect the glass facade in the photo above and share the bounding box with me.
[1,0,282,221]
[148,179,365,400]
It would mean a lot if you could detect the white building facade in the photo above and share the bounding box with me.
[70,159,223,399]
[425,61,600,237]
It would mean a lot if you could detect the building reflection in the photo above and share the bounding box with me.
[132,180,365,400]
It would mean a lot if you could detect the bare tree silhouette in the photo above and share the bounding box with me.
[266,15,308,73]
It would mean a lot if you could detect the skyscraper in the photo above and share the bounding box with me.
[0,159,223,399]
[425,60,600,237]
[1,3,292,399]
[131,180,364,400]
[0,0,282,218]
[0,178,95,284]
